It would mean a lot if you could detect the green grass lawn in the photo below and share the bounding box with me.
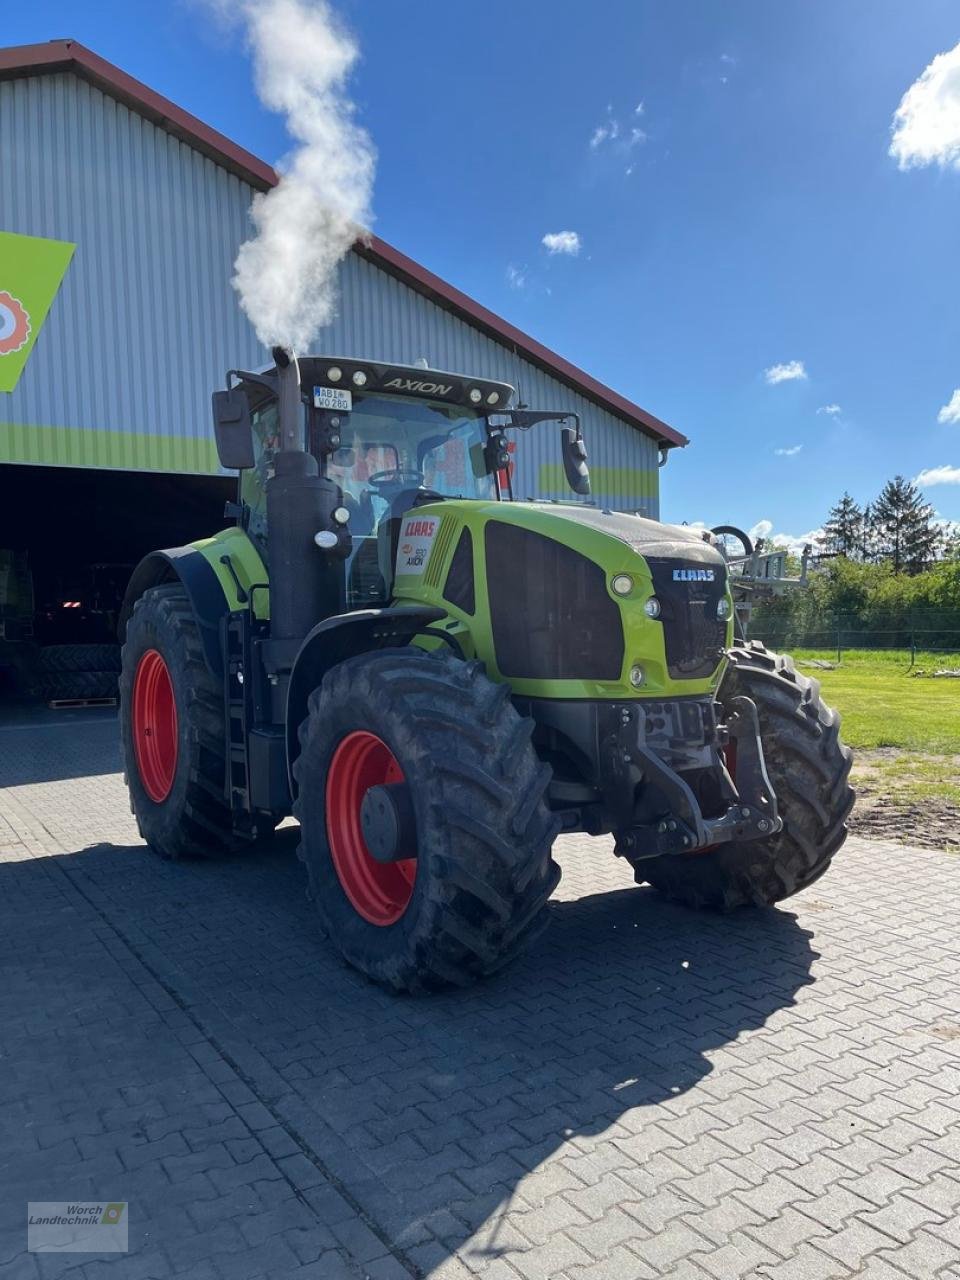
[787,648,960,754]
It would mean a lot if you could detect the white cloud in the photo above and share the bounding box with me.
[506,264,527,289]
[749,519,824,556]
[817,403,842,416]
[589,112,645,152]
[937,389,960,424]
[915,464,960,486]
[774,445,803,456]
[890,40,960,170]
[542,230,581,256]
[764,359,808,385]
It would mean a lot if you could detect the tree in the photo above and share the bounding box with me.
[940,522,960,562]
[823,492,864,558]
[868,476,941,574]
[861,501,882,562]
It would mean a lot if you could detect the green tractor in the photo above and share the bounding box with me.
[118,349,853,991]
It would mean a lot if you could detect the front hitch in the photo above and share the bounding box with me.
[600,696,781,861]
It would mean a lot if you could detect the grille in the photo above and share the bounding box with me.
[423,517,457,590]
[645,556,728,679]
[485,522,624,680]
[443,527,476,615]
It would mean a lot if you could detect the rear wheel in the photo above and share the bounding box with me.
[119,584,246,859]
[293,648,560,992]
[640,641,854,908]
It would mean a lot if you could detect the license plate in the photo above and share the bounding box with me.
[313,385,353,412]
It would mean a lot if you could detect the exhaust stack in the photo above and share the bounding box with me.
[266,347,343,644]
[273,346,303,452]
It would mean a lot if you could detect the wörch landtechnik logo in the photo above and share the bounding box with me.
[28,1202,128,1253]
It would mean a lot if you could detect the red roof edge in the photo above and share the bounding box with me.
[0,39,687,449]
[0,40,278,191]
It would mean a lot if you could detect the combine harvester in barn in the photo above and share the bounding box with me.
[118,351,854,991]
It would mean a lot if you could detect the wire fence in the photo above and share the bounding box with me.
[748,609,960,663]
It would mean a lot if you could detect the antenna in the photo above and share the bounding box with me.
[512,343,528,409]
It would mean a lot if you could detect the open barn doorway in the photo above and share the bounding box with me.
[0,464,233,704]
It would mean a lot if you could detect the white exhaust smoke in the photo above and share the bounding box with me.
[216,0,375,351]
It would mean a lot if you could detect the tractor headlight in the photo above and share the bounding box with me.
[332,506,351,525]
[611,574,633,597]
[352,370,368,387]
[629,664,645,688]
[469,388,483,404]
[327,366,342,382]
[486,391,500,406]
[643,596,661,619]
[717,597,732,621]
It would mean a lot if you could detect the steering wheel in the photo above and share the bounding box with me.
[366,469,423,491]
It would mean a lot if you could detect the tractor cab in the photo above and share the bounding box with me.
[228,355,589,606]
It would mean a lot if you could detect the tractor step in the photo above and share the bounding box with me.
[46,696,118,709]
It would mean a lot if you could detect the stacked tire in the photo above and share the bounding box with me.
[37,643,121,702]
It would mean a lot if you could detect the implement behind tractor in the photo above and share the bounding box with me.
[119,350,853,991]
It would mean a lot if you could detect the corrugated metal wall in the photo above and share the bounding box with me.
[0,71,659,515]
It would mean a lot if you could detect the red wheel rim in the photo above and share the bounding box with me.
[132,649,178,803]
[326,731,416,926]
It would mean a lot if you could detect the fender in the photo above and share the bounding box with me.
[286,605,446,794]
[118,546,229,678]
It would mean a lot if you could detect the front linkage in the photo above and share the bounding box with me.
[597,694,782,862]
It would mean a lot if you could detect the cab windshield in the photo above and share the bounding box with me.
[324,393,495,530]
[240,392,495,606]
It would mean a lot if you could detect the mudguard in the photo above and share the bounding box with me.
[118,546,229,678]
[285,605,446,793]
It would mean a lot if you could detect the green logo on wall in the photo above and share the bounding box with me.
[0,231,75,393]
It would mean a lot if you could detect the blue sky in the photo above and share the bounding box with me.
[8,1,960,543]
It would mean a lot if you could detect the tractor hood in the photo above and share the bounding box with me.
[393,499,732,699]
[512,503,724,567]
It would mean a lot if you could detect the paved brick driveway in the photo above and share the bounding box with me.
[1,707,959,1280]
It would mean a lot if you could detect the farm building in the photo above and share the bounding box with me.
[0,39,686,675]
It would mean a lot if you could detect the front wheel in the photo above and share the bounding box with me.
[640,641,854,908]
[293,648,560,992]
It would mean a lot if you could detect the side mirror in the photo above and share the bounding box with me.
[212,389,255,470]
[561,427,591,496]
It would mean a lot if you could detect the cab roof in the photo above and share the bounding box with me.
[241,356,514,414]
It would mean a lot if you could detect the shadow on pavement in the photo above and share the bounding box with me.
[1,835,817,1275]
[0,704,119,786]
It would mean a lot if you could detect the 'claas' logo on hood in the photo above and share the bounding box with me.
[672,567,715,582]
[0,291,31,356]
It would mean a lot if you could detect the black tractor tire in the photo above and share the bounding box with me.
[293,647,560,993]
[119,583,245,859]
[639,641,854,908]
[39,670,119,701]
[38,643,121,673]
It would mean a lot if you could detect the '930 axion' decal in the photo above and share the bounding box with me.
[396,516,441,575]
